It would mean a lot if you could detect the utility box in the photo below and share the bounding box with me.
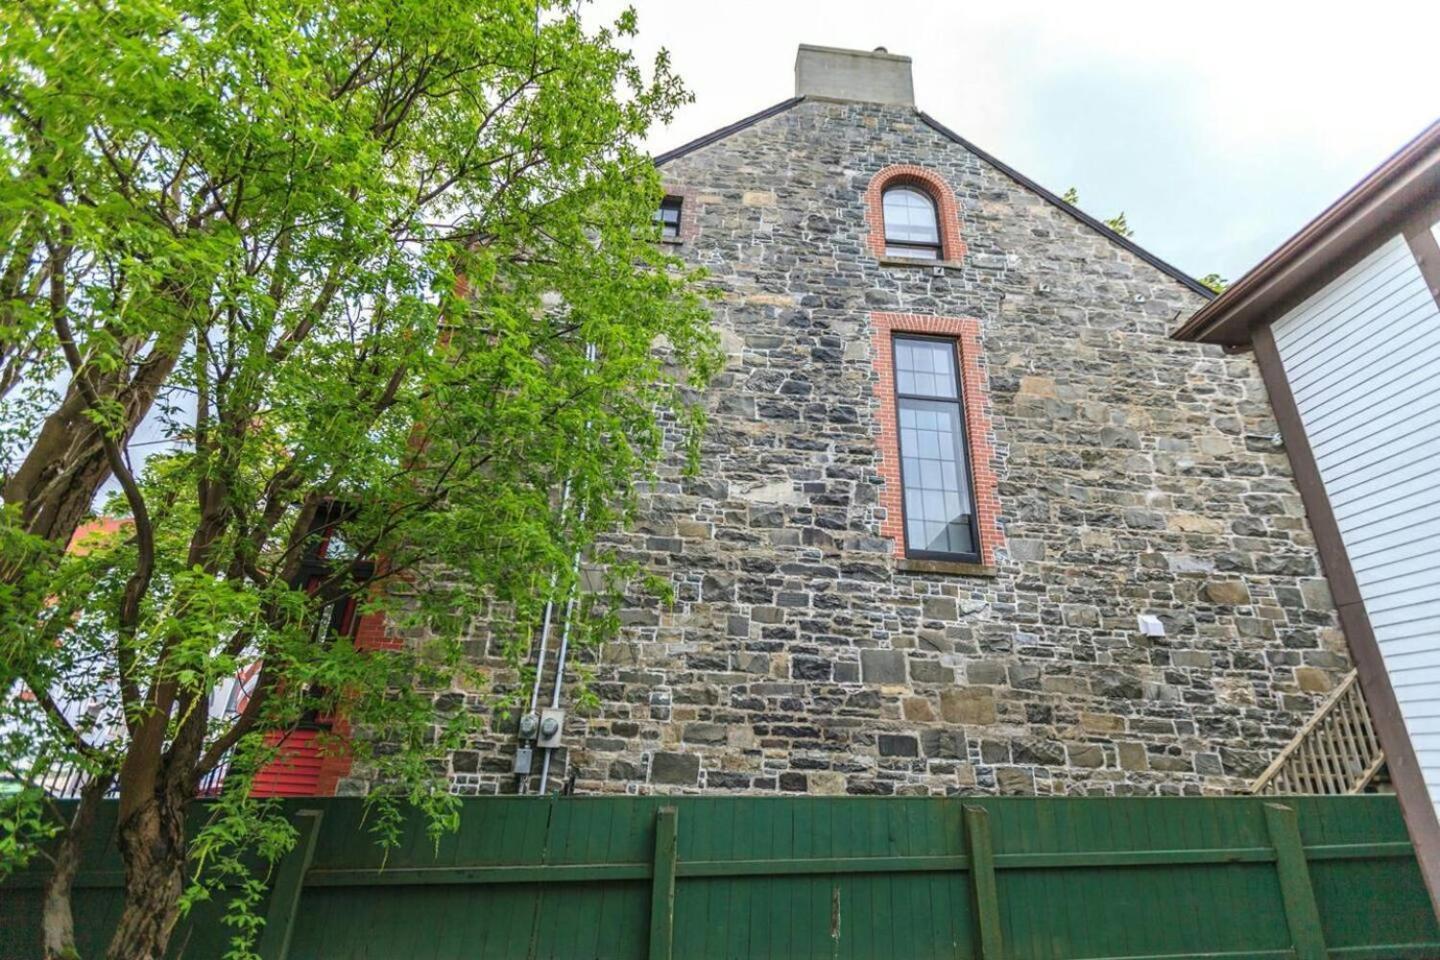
[537,708,565,749]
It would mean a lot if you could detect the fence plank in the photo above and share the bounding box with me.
[964,805,1004,960]
[256,808,324,960]
[648,806,678,960]
[1264,802,1329,960]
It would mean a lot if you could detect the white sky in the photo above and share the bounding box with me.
[591,0,1440,283]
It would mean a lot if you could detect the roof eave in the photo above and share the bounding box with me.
[1172,118,1440,346]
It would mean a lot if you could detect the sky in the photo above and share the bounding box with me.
[589,0,1440,284]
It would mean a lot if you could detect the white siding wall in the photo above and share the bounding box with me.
[1273,231,1440,816]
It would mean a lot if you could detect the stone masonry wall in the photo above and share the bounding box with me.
[395,99,1352,799]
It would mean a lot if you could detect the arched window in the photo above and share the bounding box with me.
[882,185,942,259]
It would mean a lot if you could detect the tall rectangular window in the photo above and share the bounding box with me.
[893,335,978,560]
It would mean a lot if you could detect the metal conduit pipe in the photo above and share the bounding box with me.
[537,584,582,794]
[523,343,598,795]
[514,479,570,796]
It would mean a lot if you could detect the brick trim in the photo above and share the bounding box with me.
[869,312,1004,566]
[658,182,701,245]
[864,165,965,263]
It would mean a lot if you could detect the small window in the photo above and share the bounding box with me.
[883,185,941,259]
[893,335,977,560]
[655,196,683,239]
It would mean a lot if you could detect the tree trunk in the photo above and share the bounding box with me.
[106,787,188,960]
[42,773,111,960]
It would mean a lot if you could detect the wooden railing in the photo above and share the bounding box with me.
[1253,670,1386,795]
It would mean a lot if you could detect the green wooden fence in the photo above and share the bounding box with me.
[4,794,1437,959]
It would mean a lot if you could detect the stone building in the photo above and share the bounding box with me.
[433,45,1353,799]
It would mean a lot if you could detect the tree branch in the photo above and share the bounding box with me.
[47,235,152,724]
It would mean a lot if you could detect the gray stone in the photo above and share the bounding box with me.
[424,80,1349,802]
[861,649,907,685]
[878,734,919,757]
[651,752,700,786]
[683,722,729,745]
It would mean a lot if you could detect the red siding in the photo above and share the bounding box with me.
[250,729,326,797]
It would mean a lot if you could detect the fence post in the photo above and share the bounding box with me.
[1263,802,1328,960]
[963,805,1005,960]
[256,808,324,960]
[648,806,679,960]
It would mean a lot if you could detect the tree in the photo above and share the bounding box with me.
[1199,273,1229,294]
[1060,186,1133,237]
[1102,211,1134,238]
[0,2,717,957]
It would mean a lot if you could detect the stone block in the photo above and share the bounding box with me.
[903,697,936,721]
[1193,753,1224,776]
[1117,742,1148,771]
[1013,737,1065,766]
[1300,578,1335,611]
[922,596,958,621]
[966,661,1008,685]
[1295,667,1333,694]
[941,688,996,725]
[1079,712,1125,734]
[996,767,1036,795]
[1204,580,1251,605]
[792,656,833,681]
[683,722,728,745]
[650,752,699,785]
[779,772,807,792]
[861,649,907,685]
[909,659,954,684]
[878,734,919,757]
[1008,538,1046,561]
[921,729,967,759]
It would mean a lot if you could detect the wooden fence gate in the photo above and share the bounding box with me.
[4,794,1437,958]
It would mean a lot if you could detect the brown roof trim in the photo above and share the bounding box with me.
[1173,117,1440,346]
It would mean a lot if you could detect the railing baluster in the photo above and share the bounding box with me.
[1251,670,1386,797]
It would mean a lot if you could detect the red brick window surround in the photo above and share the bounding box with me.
[657,183,700,245]
[870,312,1003,566]
[864,165,965,263]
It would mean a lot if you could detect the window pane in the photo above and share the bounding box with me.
[655,198,682,238]
[897,396,974,557]
[883,186,940,246]
[894,338,957,398]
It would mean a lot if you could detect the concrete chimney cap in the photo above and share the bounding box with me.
[794,44,915,106]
